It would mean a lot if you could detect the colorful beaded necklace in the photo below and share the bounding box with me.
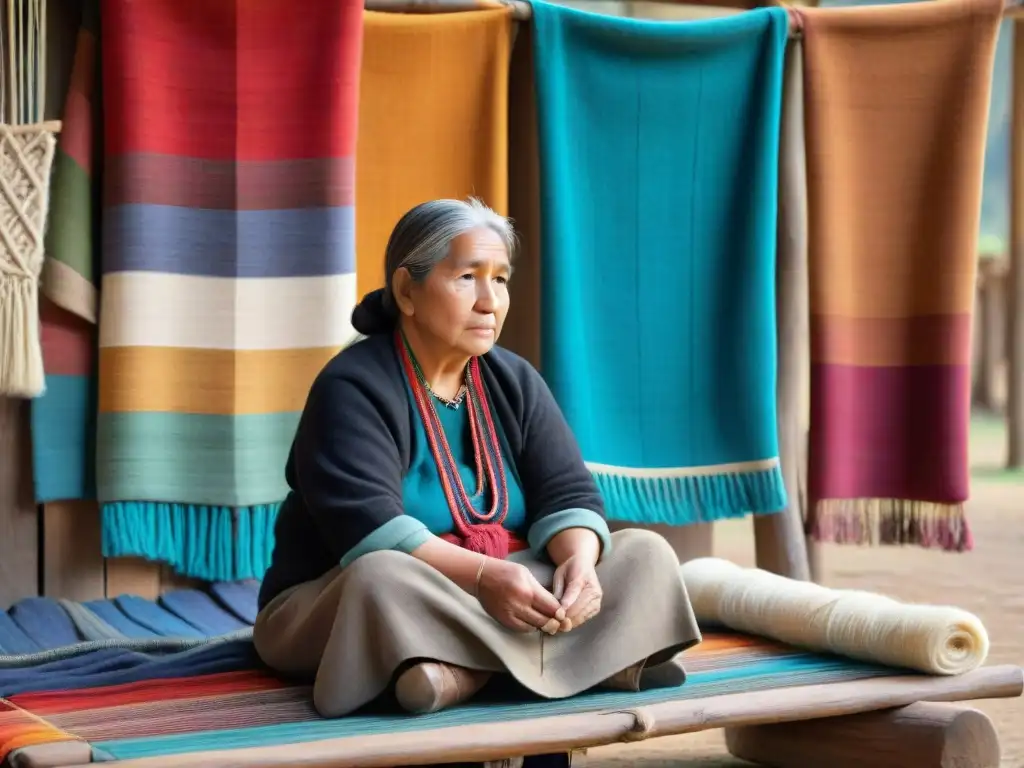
[396,330,510,534]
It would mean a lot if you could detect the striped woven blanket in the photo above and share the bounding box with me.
[0,631,896,764]
[801,0,1002,551]
[94,0,363,580]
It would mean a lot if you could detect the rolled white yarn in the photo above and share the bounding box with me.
[680,557,989,676]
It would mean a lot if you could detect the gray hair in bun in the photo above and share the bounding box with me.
[351,197,516,335]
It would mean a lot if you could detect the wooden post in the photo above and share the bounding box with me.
[41,502,105,600]
[1008,21,1024,467]
[724,702,1002,768]
[0,398,39,607]
[105,557,163,600]
[974,257,1008,412]
[753,34,811,581]
[364,0,532,18]
[503,20,543,368]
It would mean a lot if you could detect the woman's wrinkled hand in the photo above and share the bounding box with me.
[552,553,603,631]
[476,559,566,634]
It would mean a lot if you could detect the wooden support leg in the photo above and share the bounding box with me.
[754,34,811,582]
[974,263,1008,412]
[10,740,93,768]
[724,702,1001,768]
[1009,21,1024,468]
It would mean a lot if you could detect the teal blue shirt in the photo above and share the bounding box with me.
[402,390,529,538]
[336,373,612,568]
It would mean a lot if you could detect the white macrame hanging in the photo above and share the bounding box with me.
[0,0,59,398]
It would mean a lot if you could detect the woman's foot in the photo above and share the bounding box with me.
[641,657,687,688]
[601,657,687,692]
[601,662,643,691]
[395,662,492,714]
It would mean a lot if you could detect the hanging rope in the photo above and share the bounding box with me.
[1,0,47,126]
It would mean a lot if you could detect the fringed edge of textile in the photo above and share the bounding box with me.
[591,461,788,525]
[0,276,45,397]
[101,502,279,582]
[811,499,973,553]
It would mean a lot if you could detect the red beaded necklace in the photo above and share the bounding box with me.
[396,331,513,557]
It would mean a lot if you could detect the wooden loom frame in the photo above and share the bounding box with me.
[10,664,1023,768]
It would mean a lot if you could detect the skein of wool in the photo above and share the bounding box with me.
[679,557,988,676]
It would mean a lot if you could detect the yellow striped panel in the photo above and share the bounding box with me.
[98,346,340,416]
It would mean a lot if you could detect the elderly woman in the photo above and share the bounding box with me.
[254,198,701,720]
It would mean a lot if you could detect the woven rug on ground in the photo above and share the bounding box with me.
[355,8,512,299]
[95,0,363,581]
[31,0,101,504]
[530,1,789,525]
[0,631,900,764]
[800,0,1002,551]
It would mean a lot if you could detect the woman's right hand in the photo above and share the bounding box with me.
[476,559,566,634]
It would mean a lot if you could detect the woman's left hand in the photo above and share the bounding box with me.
[551,553,603,631]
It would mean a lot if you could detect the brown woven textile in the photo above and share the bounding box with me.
[799,0,1002,551]
[254,529,701,717]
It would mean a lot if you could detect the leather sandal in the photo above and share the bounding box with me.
[395,662,492,714]
[600,662,644,691]
[641,657,687,688]
[600,657,687,692]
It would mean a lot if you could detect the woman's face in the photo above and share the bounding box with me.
[403,227,511,358]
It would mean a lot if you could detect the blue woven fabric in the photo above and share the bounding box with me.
[60,599,126,641]
[0,590,254,676]
[83,600,161,639]
[160,589,250,636]
[0,639,258,697]
[9,597,83,648]
[209,580,260,625]
[115,595,206,638]
[0,612,40,655]
[531,2,789,525]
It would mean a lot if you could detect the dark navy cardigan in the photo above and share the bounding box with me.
[258,332,607,609]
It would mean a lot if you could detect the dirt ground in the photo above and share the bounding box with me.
[588,414,1024,767]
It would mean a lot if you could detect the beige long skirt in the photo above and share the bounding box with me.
[254,528,702,717]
